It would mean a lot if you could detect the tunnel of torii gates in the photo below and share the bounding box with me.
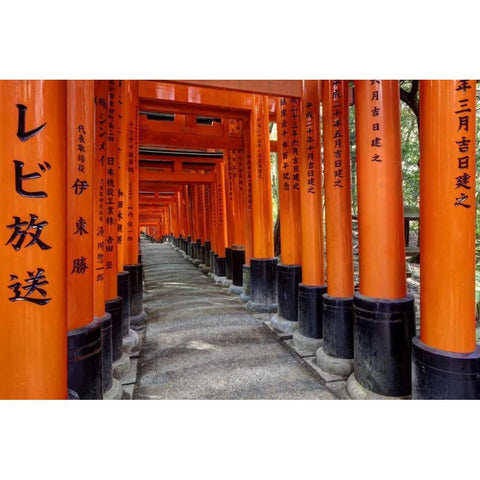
[0,79,478,400]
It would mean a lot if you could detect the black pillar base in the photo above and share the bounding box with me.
[353,292,415,397]
[99,312,113,394]
[67,317,103,399]
[322,295,354,359]
[210,251,217,274]
[117,271,131,337]
[225,247,233,280]
[105,296,123,363]
[215,256,226,277]
[124,263,146,327]
[200,245,206,264]
[247,258,278,312]
[297,284,327,339]
[205,241,211,267]
[277,264,302,322]
[188,242,195,258]
[232,248,245,287]
[196,239,202,260]
[412,337,480,399]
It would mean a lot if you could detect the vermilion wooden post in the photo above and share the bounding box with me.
[412,80,480,399]
[240,129,254,302]
[246,94,277,312]
[0,80,67,399]
[93,80,118,398]
[213,160,228,281]
[349,80,415,398]
[229,148,246,292]
[223,150,235,283]
[198,183,208,268]
[103,80,127,383]
[316,80,355,376]
[115,82,133,364]
[192,184,201,261]
[208,175,218,270]
[296,80,327,350]
[66,80,103,399]
[203,184,213,270]
[118,80,143,350]
[272,96,303,333]
[185,184,194,257]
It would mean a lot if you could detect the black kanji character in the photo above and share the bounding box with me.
[456,80,472,94]
[454,193,471,208]
[455,173,471,190]
[74,216,88,235]
[16,104,46,142]
[6,214,51,251]
[8,268,51,305]
[14,160,50,198]
[71,256,88,274]
[71,178,89,195]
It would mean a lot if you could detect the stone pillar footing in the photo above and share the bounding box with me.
[123,328,141,357]
[229,284,243,295]
[240,264,251,302]
[214,275,226,284]
[222,278,233,287]
[129,311,147,328]
[113,353,131,381]
[103,378,124,400]
[292,329,322,353]
[345,373,410,400]
[270,313,297,333]
[247,300,277,313]
[316,345,354,377]
[199,264,211,274]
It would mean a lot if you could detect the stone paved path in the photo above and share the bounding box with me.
[133,240,336,400]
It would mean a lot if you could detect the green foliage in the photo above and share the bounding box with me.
[400,101,420,209]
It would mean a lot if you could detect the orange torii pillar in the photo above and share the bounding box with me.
[66,80,103,399]
[240,133,254,302]
[229,148,247,294]
[207,178,217,271]
[177,187,188,253]
[189,184,202,264]
[187,184,195,256]
[202,182,215,271]
[315,80,355,377]
[198,184,210,271]
[347,80,415,399]
[93,81,120,399]
[0,81,67,399]
[246,95,277,313]
[213,160,229,282]
[202,184,213,272]
[271,97,303,333]
[295,80,327,351]
[223,150,236,285]
[103,80,130,386]
[180,185,191,255]
[118,81,144,354]
[413,80,480,399]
